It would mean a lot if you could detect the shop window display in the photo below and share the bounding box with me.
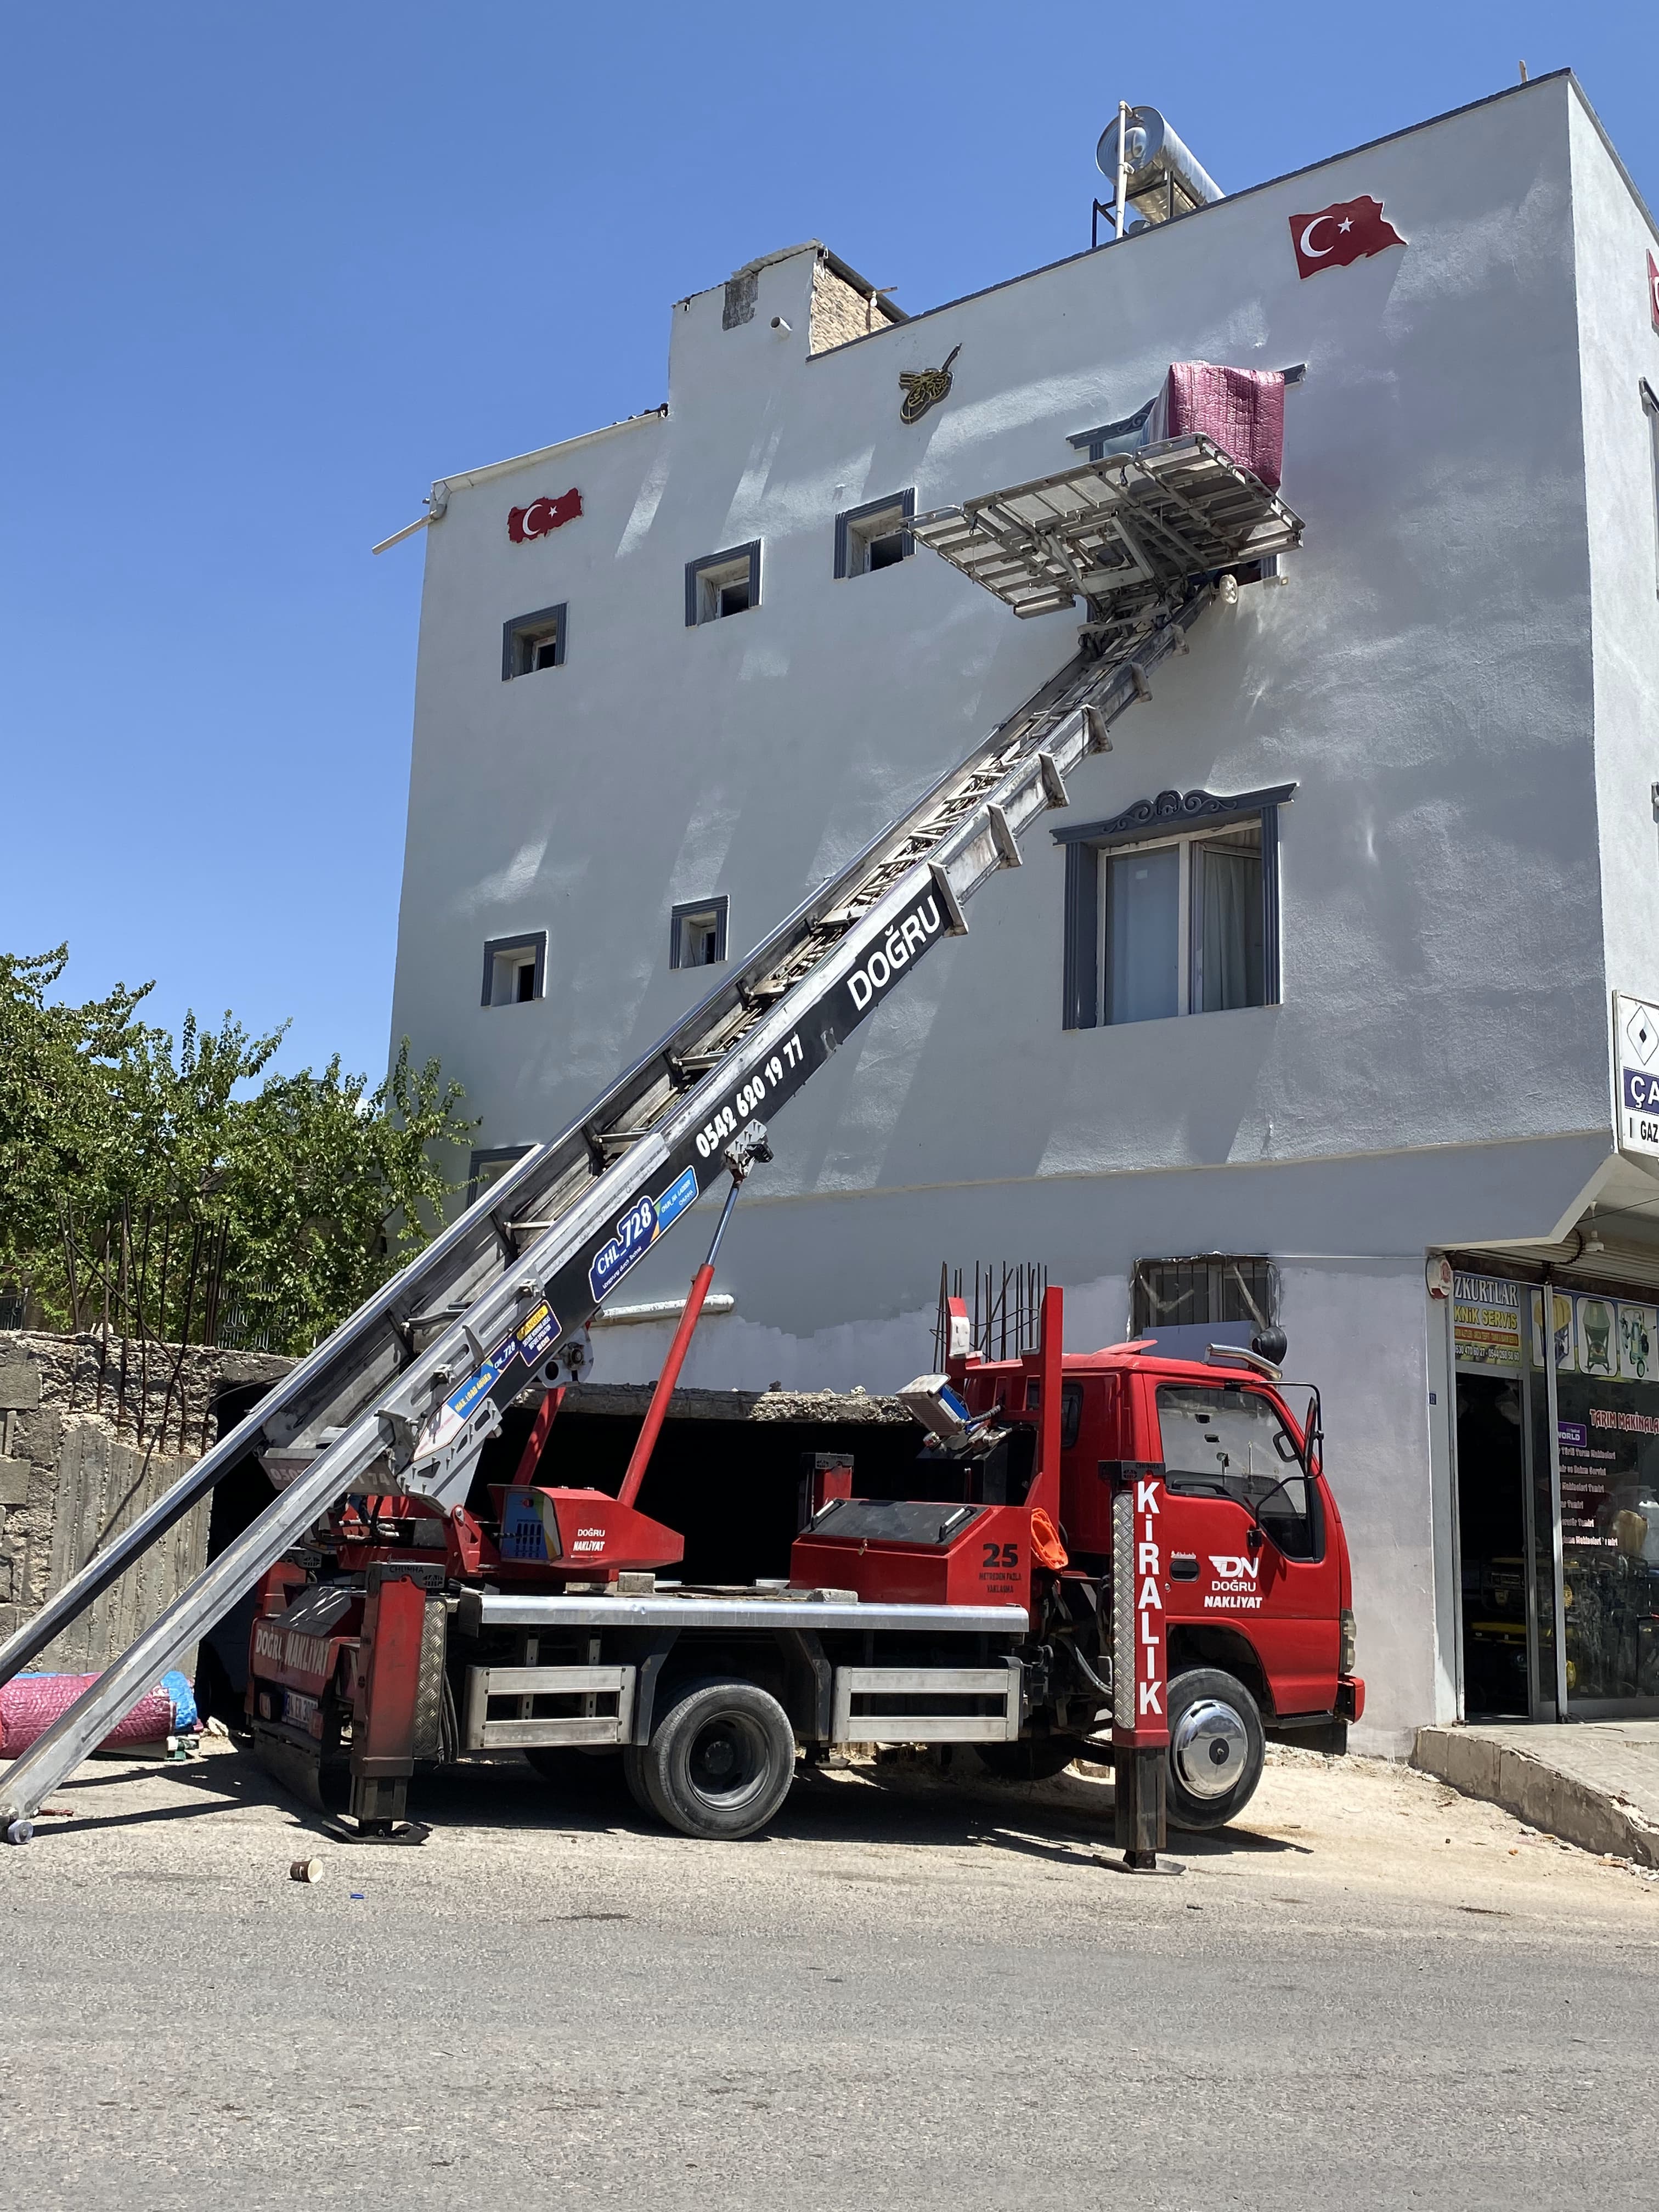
[1534,1288,1659,1708]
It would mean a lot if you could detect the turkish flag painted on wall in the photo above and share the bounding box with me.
[507,487,584,544]
[1289,195,1406,279]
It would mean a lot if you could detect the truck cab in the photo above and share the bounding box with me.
[1044,1347,1362,1748]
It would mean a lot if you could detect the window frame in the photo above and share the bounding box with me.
[466,1144,534,1205]
[501,603,567,681]
[480,930,548,1008]
[1096,819,1261,1024]
[669,895,729,971]
[1056,783,1293,1031]
[1131,1254,1278,1341]
[685,541,762,627]
[834,489,916,579]
[1153,1378,1325,1562]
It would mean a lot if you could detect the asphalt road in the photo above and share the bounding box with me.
[2,1741,1654,2211]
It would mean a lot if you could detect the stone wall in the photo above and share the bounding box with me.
[0,1333,291,1672]
[808,255,890,353]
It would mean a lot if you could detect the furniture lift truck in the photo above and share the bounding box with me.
[0,418,1360,1863]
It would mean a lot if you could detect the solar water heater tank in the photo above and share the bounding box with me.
[1096,105,1223,227]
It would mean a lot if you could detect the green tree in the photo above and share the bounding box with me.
[218,1042,471,1355]
[0,945,474,1354]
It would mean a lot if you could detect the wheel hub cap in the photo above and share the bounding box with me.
[1171,1699,1248,1799]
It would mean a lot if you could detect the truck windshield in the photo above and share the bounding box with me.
[1155,1382,1322,1560]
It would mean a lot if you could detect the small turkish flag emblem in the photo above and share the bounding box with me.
[1290,195,1406,280]
[1647,252,1659,334]
[508,487,583,543]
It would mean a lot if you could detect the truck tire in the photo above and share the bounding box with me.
[977,1738,1085,1782]
[1164,1668,1265,1832]
[640,1678,798,1840]
[621,1746,654,1814]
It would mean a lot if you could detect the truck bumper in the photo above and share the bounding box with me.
[1336,1675,1365,1724]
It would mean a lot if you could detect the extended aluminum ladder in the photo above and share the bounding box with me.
[0,435,1300,1836]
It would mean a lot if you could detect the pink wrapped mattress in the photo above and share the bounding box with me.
[1,1673,175,1758]
[1158,363,1285,491]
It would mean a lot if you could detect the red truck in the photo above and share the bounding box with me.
[244,1281,1361,1854]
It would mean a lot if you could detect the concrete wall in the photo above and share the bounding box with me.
[0,1334,287,1672]
[1570,103,1659,1026]
[387,76,1635,1746]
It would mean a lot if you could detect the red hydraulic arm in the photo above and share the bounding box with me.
[617,1119,771,1511]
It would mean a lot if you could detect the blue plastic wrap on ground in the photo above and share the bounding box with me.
[161,1669,200,1730]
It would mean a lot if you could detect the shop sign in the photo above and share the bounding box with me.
[1452,1273,1521,1370]
[1613,994,1659,1159]
[1530,1287,1659,1381]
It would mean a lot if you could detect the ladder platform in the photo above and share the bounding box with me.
[909,435,1302,620]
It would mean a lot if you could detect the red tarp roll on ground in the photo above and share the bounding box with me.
[1,1674,174,1758]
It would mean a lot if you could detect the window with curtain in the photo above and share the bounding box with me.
[1099,822,1265,1025]
[1057,787,1289,1030]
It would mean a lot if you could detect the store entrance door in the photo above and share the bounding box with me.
[1455,1373,1531,1718]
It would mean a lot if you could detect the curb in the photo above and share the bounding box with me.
[1412,1727,1659,1867]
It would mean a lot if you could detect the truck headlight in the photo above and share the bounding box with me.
[1340,1608,1357,1675]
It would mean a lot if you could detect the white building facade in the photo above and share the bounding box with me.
[389,74,1659,1752]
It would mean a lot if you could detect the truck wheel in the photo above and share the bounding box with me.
[1165,1669,1265,1831]
[977,1738,1085,1782]
[641,1678,798,1840]
[620,1746,654,1815]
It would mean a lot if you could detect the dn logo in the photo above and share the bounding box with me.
[1210,1555,1259,1582]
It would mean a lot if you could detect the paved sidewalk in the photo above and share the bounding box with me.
[1414,1719,1659,1866]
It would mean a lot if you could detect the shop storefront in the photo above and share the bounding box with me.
[1452,1268,1659,1720]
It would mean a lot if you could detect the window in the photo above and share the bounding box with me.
[467,1145,533,1203]
[1056,784,1292,1030]
[502,603,566,680]
[1155,1380,1321,1560]
[1132,1256,1277,1341]
[1644,381,1659,600]
[670,896,729,970]
[1019,1379,1084,1448]
[686,542,761,626]
[835,489,915,578]
[481,931,546,1007]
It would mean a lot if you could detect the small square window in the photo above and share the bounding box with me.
[481,931,547,1007]
[835,490,916,579]
[467,1146,533,1202]
[669,896,729,970]
[686,543,761,627]
[502,604,566,680]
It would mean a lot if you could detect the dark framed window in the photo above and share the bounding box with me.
[1056,785,1292,1030]
[685,542,761,626]
[502,603,567,680]
[481,930,547,1007]
[467,1145,533,1204]
[670,896,729,970]
[1131,1255,1278,1340]
[835,489,915,578]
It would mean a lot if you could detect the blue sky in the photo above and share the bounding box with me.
[3,2,1654,1087]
